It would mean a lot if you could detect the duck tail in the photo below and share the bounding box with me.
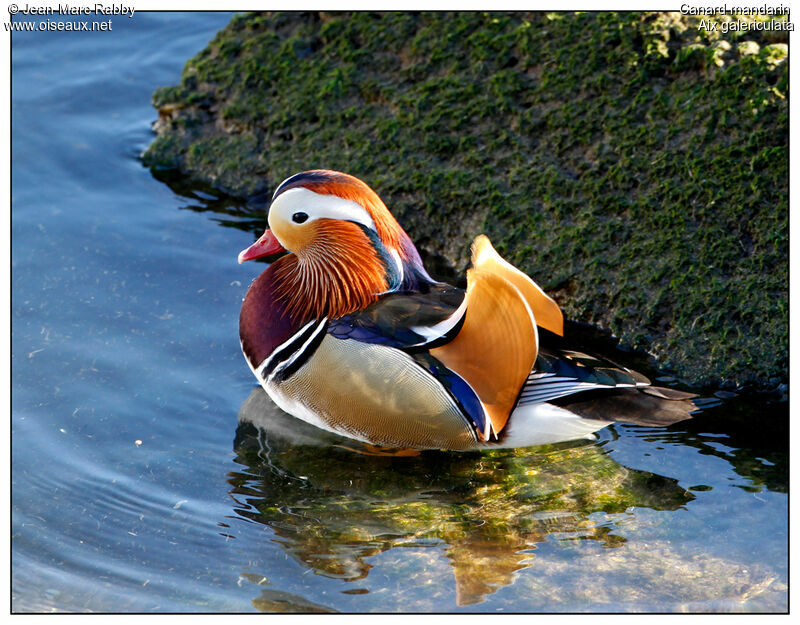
[554,386,717,427]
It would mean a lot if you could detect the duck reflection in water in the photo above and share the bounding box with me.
[229,388,694,608]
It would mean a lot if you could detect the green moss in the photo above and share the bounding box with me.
[144,133,188,169]
[152,85,189,108]
[143,11,787,387]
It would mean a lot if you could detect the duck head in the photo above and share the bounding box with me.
[238,170,430,320]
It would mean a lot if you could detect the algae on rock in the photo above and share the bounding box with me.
[143,11,788,388]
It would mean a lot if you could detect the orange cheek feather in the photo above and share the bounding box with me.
[272,219,390,321]
[269,214,317,254]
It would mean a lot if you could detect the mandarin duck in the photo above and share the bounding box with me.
[238,170,700,451]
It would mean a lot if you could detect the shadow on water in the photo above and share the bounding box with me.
[230,388,694,607]
[150,168,266,233]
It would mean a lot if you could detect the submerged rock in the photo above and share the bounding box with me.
[144,11,787,388]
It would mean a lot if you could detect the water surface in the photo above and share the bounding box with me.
[11,11,788,613]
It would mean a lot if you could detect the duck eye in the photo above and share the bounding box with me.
[291,212,309,224]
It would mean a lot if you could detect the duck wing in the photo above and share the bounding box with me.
[327,284,488,437]
[469,235,563,336]
[517,347,651,406]
[430,236,539,439]
[553,386,701,427]
[332,236,550,440]
[519,346,703,427]
[328,282,466,349]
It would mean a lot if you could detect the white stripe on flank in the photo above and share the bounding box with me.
[256,318,318,377]
[268,318,329,382]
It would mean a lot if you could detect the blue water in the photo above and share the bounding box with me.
[11,12,788,613]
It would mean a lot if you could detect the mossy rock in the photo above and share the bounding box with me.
[143,11,788,388]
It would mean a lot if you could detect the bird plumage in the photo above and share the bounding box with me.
[238,169,699,450]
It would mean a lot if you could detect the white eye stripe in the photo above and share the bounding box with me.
[269,187,376,231]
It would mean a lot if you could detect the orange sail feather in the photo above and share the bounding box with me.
[431,237,539,439]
